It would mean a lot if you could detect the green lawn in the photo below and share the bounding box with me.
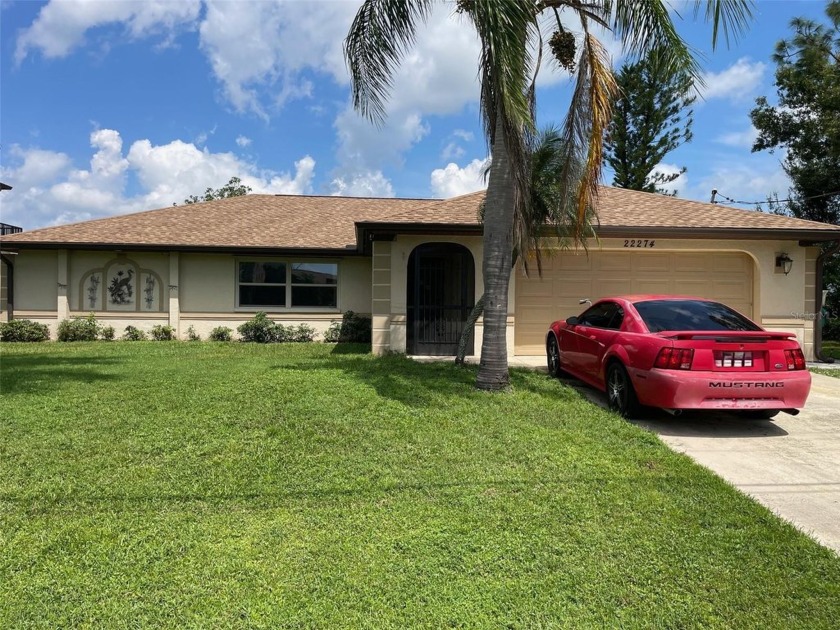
[821,340,840,360]
[2,342,839,628]
[812,340,840,377]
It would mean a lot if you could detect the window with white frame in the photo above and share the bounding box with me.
[237,261,337,308]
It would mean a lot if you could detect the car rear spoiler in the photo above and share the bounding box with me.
[656,330,797,342]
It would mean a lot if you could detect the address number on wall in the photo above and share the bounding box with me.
[624,239,655,248]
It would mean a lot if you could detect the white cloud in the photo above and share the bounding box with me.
[333,107,431,176]
[13,1,481,192]
[235,135,252,148]
[430,159,488,198]
[453,129,474,142]
[715,125,759,149]
[687,161,791,206]
[194,124,218,148]
[648,162,687,196]
[0,129,315,229]
[330,171,394,198]
[698,57,766,102]
[441,142,465,161]
[2,146,72,184]
[15,0,201,62]
[11,1,626,199]
[196,0,358,118]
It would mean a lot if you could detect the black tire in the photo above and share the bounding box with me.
[606,362,641,419]
[547,334,562,378]
[737,410,780,420]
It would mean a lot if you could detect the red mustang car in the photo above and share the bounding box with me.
[546,296,811,419]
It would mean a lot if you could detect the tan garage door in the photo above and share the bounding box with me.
[514,250,754,354]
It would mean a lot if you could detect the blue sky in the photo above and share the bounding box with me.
[0,0,831,230]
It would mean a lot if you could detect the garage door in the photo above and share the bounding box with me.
[514,250,754,354]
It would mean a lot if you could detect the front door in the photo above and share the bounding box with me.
[407,243,475,356]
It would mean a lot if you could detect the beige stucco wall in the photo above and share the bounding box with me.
[68,251,170,313]
[4,236,824,357]
[179,253,370,315]
[10,249,369,340]
[381,235,820,360]
[178,253,370,340]
[14,250,59,312]
[180,253,235,312]
[385,234,512,357]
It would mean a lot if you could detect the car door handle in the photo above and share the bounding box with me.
[588,335,597,340]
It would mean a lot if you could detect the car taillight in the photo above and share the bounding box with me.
[784,348,806,370]
[654,347,694,370]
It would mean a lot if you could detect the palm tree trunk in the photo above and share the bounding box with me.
[476,115,516,390]
[455,294,485,365]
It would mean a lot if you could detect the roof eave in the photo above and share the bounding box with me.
[0,242,364,256]
[593,226,840,241]
[355,222,483,254]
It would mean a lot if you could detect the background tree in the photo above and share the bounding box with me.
[183,177,252,204]
[751,0,840,333]
[345,1,752,390]
[604,50,695,195]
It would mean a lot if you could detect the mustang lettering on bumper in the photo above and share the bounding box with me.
[709,382,784,389]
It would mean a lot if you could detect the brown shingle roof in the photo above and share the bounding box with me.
[595,186,840,232]
[3,187,839,250]
[1,194,430,251]
[372,186,840,234]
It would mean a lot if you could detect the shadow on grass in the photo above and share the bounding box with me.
[275,352,582,409]
[328,342,372,355]
[0,355,121,395]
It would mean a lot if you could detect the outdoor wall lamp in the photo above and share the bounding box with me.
[776,253,793,276]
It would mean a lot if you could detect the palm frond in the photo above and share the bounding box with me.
[465,0,540,281]
[344,0,435,124]
[603,0,699,81]
[692,0,754,50]
[468,0,538,146]
[555,25,617,251]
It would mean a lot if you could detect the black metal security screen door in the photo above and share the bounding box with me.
[407,243,475,356]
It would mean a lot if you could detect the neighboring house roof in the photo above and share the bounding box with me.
[4,187,840,252]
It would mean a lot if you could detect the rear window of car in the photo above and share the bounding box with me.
[633,300,762,332]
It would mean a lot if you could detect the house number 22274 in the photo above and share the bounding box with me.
[624,239,655,248]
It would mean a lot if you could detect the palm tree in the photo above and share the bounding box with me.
[454,124,594,364]
[345,0,753,390]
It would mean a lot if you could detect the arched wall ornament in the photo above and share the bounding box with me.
[78,258,164,312]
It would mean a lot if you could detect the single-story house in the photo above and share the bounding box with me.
[2,186,839,360]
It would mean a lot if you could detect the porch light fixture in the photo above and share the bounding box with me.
[776,253,793,275]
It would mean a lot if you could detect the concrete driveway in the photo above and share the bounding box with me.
[566,370,840,554]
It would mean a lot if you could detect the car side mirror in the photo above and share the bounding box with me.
[565,316,579,326]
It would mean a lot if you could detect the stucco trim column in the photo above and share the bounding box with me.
[57,249,69,322]
[371,241,392,355]
[169,252,180,336]
[803,247,818,361]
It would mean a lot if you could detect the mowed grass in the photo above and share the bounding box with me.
[812,340,840,377]
[1,343,839,628]
[821,340,840,360]
[811,367,840,378]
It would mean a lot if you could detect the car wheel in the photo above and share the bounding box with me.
[737,410,780,420]
[606,362,640,419]
[547,334,562,378]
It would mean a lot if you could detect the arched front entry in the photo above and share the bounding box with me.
[407,243,475,356]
